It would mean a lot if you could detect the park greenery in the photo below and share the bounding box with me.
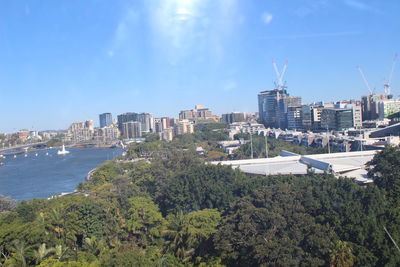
[1,123,400,266]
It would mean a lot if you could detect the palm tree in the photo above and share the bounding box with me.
[54,244,68,261]
[329,240,356,267]
[34,243,54,264]
[84,236,106,256]
[162,211,195,262]
[46,207,65,241]
[11,240,29,267]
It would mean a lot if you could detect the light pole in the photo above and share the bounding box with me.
[265,133,268,158]
[250,132,253,159]
[326,124,330,154]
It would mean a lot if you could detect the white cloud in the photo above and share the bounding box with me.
[108,0,240,65]
[148,0,207,49]
[147,0,241,64]
[261,12,273,24]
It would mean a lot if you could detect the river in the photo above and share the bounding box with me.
[0,147,123,201]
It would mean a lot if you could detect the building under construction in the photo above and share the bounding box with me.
[258,60,301,129]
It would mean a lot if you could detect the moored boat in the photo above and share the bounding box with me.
[57,144,70,155]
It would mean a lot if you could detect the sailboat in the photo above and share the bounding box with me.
[57,144,70,155]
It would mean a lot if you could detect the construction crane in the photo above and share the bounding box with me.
[383,54,398,96]
[272,59,288,90]
[357,66,374,95]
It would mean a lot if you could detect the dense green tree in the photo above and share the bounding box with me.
[145,133,161,143]
[33,243,54,265]
[10,239,30,267]
[163,209,221,262]
[368,145,400,204]
[128,197,165,244]
[157,164,242,215]
[215,183,336,266]
[329,241,355,267]
[3,138,400,266]
[89,161,122,186]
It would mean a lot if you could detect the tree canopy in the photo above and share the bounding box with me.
[1,138,400,266]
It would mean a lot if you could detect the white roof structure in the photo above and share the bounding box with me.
[212,150,378,184]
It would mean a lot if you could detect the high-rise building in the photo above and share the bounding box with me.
[95,124,120,142]
[99,113,112,128]
[154,118,162,133]
[287,106,303,130]
[161,128,174,141]
[378,99,400,120]
[258,89,284,128]
[67,120,94,142]
[161,117,170,129]
[175,120,194,135]
[301,106,312,130]
[321,108,353,131]
[179,105,213,121]
[361,94,392,121]
[117,113,138,133]
[137,113,154,134]
[221,112,245,124]
[122,121,142,139]
[347,104,362,128]
[258,89,301,129]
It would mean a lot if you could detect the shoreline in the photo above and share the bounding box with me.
[1,147,124,201]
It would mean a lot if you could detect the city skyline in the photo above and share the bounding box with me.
[1,0,400,132]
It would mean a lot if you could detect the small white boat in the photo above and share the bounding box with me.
[46,152,49,156]
[35,153,38,157]
[24,154,27,158]
[57,144,70,155]
[13,155,17,158]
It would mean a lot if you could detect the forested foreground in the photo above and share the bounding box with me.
[1,144,400,266]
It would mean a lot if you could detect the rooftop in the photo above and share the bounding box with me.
[212,150,378,184]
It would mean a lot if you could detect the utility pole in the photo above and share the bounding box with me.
[265,133,268,158]
[250,133,254,159]
[326,124,330,154]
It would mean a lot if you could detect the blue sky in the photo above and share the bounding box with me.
[0,0,399,132]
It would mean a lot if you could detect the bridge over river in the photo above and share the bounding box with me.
[0,142,47,155]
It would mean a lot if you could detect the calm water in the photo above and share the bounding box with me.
[0,147,123,201]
